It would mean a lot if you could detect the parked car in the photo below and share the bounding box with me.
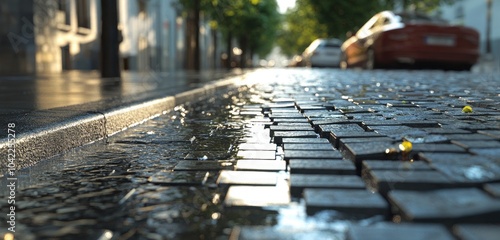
[340,11,480,70]
[302,38,342,67]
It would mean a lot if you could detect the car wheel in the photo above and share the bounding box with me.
[340,53,348,69]
[365,49,376,70]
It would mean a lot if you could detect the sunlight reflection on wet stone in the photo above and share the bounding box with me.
[224,186,290,208]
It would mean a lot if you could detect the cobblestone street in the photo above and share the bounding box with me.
[1,68,500,239]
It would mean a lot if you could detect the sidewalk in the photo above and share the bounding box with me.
[1,68,500,239]
[0,69,245,173]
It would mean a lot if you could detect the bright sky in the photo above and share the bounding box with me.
[277,0,296,13]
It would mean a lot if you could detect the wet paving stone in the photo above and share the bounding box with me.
[273,131,319,145]
[347,223,455,240]
[271,118,310,125]
[484,183,500,198]
[370,126,428,140]
[173,160,235,171]
[217,171,278,186]
[289,159,356,175]
[229,225,342,240]
[148,171,210,186]
[317,123,365,138]
[411,143,467,153]
[284,149,343,160]
[362,160,432,172]
[342,141,398,167]
[283,143,334,151]
[453,224,500,240]
[183,151,232,160]
[235,160,286,172]
[338,137,394,152]
[388,188,500,224]
[237,150,276,160]
[452,140,500,149]
[469,148,500,161]
[417,152,476,163]
[330,131,386,148]
[430,158,500,184]
[238,143,276,151]
[304,188,389,217]
[290,174,366,197]
[281,137,330,144]
[363,169,455,196]
[224,186,290,208]
[445,133,498,141]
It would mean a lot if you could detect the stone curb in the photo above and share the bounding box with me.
[0,76,244,173]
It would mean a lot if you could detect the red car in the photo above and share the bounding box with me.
[340,11,480,70]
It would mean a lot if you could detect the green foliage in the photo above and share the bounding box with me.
[180,0,281,58]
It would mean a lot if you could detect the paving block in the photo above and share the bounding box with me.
[273,131,318,145]
[290,174,366,197]
[402,134,450,143]
[361,160,432,172]
[483,183,500,198]
[338,137,394,152]
[272,118,310,125]
[311,118,356,131]
[347,223,455,240]
[363,169,455,196]
[281,137,330,144]
[317,124,365,138]
[183,151,232,160]
[269,125,314,136]
[238,143,276,151]
[283,143,334,151]
[453,224,500,240]
[289,159,356,175]
[452,140,500,149]
[284,150,343,160]
[417,152,476,163]
[342,142,398,173]
[235,160,286,172]
[173,160,235,171]
[148,171,209,186]
[237,150,276,160]
[446,134,497,141]
[304,188,389,217]
[411,143,467,153]
[400,120,441,128]
[388,188,500,223]
[268,112,303,119]
[477,130,500,140]
[469,148,500,161]
[330,131,385,148]
[370,126,427,140]
[230,226,342,240]
[422,128,471,134]
[430,158,500,184]
[217,171,277,186]
[224,186,290,207]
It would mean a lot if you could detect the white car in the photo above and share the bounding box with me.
[302,38,342,67]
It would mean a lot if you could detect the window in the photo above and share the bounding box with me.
[77,0,90,29]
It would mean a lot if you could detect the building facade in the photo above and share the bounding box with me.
[438,0,500,61]
[0,0,223,75]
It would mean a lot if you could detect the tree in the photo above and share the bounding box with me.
[179,0,281,68]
